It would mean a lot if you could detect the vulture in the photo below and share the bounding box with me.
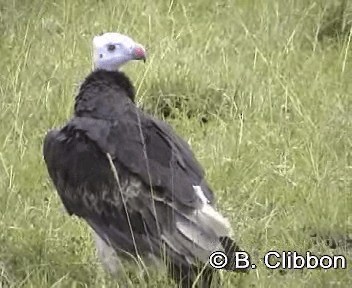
[43,32,246,287]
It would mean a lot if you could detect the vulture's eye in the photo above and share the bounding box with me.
[107,44,116,51]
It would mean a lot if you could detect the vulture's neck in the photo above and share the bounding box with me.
[93,64,118,71]
[74,69,136,119]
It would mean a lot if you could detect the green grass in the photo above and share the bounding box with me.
[1,0,351,287]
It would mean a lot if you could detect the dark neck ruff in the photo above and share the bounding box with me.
[73,69,137,119]
[76,69,136,101]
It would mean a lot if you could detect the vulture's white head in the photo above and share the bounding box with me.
[92,32,146,71]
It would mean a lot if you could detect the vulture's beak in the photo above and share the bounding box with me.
[132,44,146,63]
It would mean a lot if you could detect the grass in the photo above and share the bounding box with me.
[0,0,351,287]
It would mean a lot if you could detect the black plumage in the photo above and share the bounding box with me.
[43,69,245,287]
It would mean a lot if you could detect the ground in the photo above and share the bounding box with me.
[0,0,351,287]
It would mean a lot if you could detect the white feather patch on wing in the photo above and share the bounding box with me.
[198,204,232,236]
[192,185,210,204]
[175,220,222,250]
[192,185,232,236]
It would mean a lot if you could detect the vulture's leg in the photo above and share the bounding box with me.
[93,231,123,276]
[93,232,166,282]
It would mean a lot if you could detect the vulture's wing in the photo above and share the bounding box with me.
[67,106,214,209]
[43,115,227,260]
[149,117,215,203]
[43,103,231,277]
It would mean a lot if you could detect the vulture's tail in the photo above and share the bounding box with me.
[161,186,248,287]
[220,236,250,273]
[166,235,248,288]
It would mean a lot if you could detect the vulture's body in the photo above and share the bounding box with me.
[43,33,245,287]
